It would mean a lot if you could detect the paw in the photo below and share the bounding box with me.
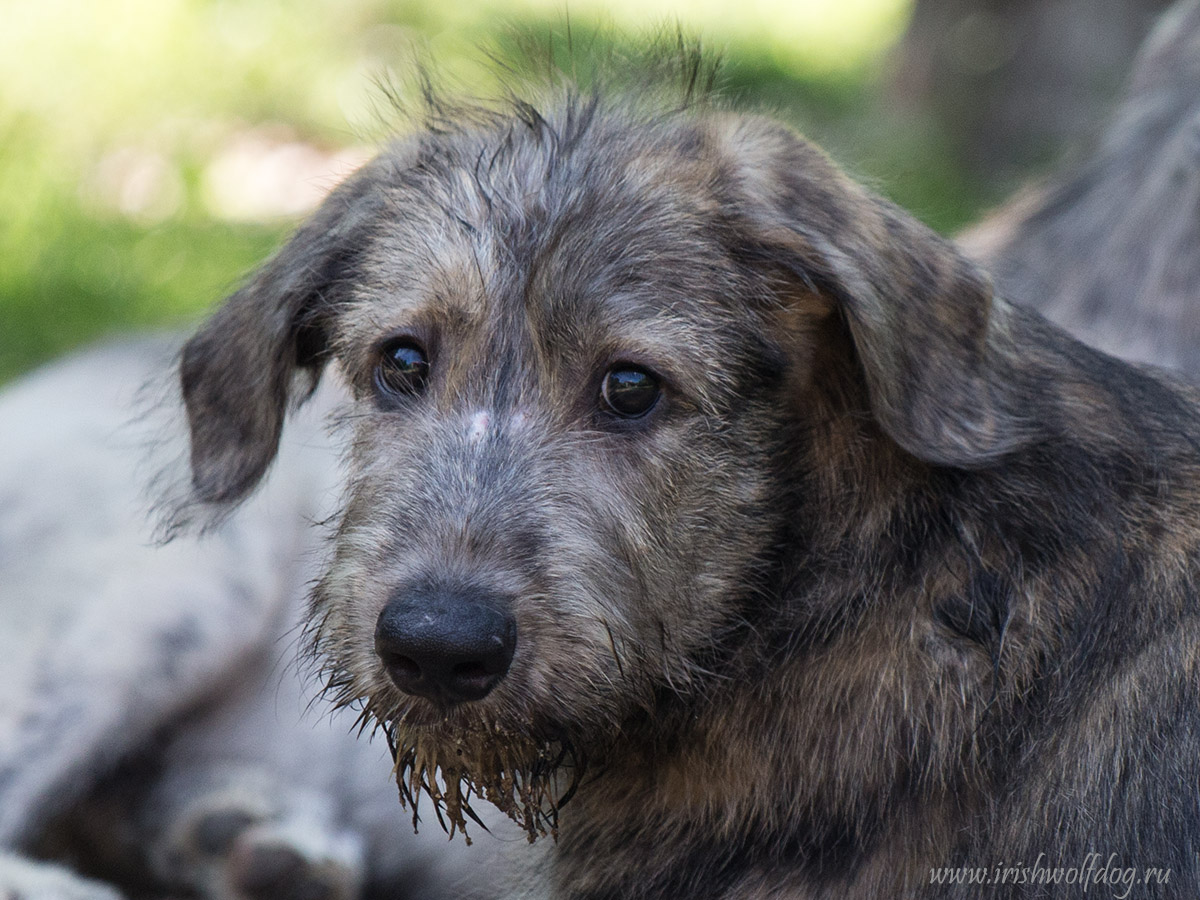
[223,823,362,900]
[0,854,125,900]
[150,782,363,900]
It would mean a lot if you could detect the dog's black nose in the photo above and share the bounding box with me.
[374,584,517,706]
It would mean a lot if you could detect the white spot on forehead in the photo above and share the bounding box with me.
[466,409,537,443]
[468,410,491,444]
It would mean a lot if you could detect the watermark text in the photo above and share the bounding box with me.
[930,853,1171,898]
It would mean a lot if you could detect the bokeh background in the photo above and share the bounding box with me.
[0,0,1171,383]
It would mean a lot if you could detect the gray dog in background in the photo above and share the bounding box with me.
[0,341,500,900]
[962,0,1200,374]
[176,46,1200,900]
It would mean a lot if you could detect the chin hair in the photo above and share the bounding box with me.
[380,706,586,844]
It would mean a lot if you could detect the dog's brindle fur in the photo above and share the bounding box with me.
[178,81,1200,897]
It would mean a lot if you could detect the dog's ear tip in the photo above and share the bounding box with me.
[190,470,236,505]
[189,466,232,507]
[866,360,1032,468]
[888,420,1022,468]
[189,472,257,510]
[189,436,279,507]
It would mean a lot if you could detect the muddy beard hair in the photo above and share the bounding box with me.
[377,706,586,845]
[309,611,587,843]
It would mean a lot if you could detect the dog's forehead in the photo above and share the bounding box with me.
[351,110,751,336]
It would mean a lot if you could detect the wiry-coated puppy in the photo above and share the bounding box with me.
[177,68,1200,898]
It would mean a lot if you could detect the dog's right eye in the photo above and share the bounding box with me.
[600,365,661,419]
[375,339,430,398]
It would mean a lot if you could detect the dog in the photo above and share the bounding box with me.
[172,55,1200,898]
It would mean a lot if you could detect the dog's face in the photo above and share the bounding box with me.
[179,92,1033,837]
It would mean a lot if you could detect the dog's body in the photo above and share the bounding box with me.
[175,70,1200,898]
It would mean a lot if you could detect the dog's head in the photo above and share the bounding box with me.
[179,88,1036,838]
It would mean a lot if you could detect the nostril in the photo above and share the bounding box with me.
[453,661,489,681]
[446,661,503,702]
[450,661,496,696]
[383,652,421,681]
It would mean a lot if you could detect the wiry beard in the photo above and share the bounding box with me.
[309,605,588,843]
[319,656,586,843]
[381,710,584,844]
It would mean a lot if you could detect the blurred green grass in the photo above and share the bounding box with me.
[0,0,999,383]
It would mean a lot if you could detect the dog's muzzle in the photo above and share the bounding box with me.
[374,583,517,706]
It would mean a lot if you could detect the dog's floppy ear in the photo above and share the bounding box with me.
[723,119,1037,467]
[181,155,388,506]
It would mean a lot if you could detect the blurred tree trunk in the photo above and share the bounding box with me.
[893,0,1173,181]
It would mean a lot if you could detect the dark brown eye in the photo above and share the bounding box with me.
[601,366,661,418]
[376,338,430,397]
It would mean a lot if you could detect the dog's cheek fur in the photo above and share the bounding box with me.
[573,410,785,701]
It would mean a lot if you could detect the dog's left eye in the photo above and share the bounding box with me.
[601,366,661,418]
[375,339,430,397]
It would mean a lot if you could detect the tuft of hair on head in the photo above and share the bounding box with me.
[371,21,725,141]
